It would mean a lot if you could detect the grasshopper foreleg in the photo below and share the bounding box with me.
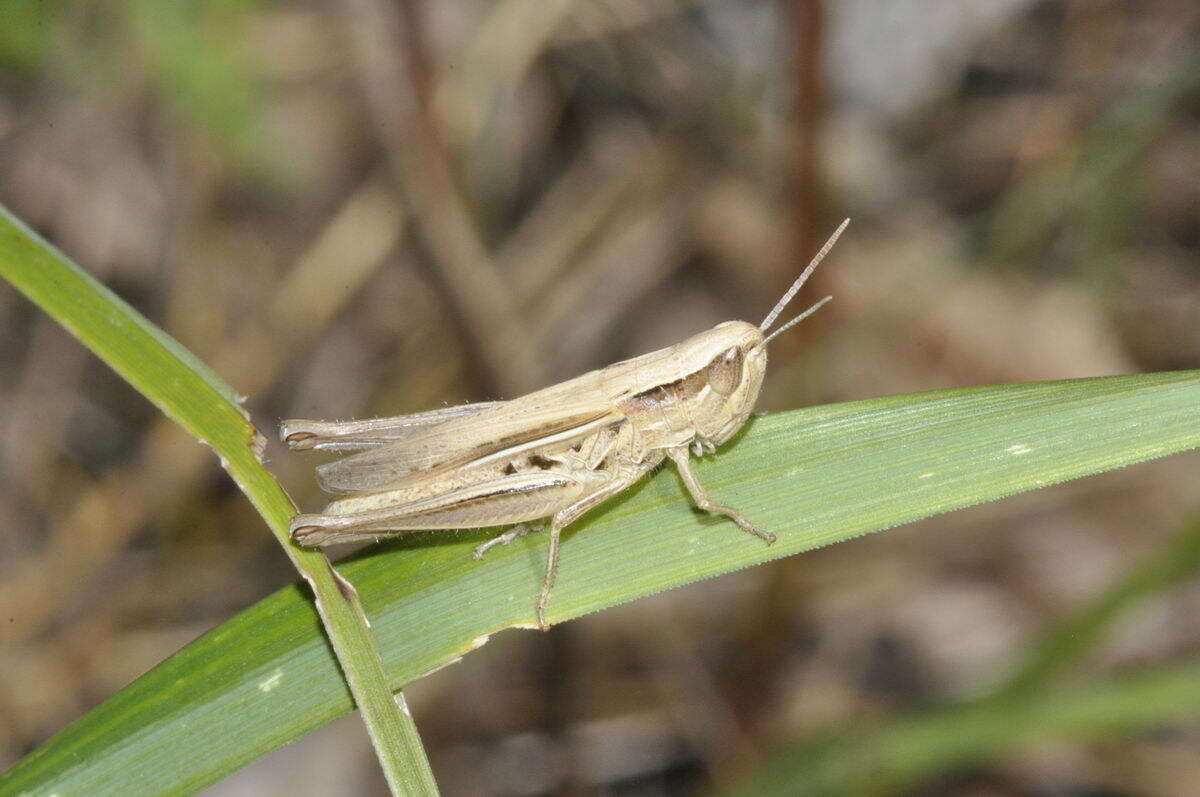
[667,447,776,544]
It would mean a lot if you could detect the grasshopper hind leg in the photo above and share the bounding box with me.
[291,515,382,546]
[534,465,649,630]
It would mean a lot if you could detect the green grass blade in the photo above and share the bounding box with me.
[996,513,1200,699]
[0,206,436,794]
[726,659,1200,797]
[2,361,1197,792]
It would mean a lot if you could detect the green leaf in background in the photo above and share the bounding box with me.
[0,0,65,76]
[725,513,1200,795]
[3,359,1197,792]
[130,0,273,176]
[727,658,1200,797]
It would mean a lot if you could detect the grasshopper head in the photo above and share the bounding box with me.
[679,321,769,446]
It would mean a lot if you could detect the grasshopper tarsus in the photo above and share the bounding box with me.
[536,572,556,631]
[472,523,532,559]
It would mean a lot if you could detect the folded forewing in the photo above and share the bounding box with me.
[315,389,621,493]
[281,402,503,451]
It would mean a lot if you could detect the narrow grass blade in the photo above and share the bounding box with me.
[0,206,436,794]
[997,513,1200,699]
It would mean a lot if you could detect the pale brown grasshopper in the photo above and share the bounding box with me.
[283,220,848,629]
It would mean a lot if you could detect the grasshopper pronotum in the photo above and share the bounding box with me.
[283,220,848,629]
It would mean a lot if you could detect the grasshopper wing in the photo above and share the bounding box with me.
[314,379,622,494]
[281,402,503,452]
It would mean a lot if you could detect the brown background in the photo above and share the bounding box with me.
[2,1,1199,794]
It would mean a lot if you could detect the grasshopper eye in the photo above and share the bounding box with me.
[707,346,743,396]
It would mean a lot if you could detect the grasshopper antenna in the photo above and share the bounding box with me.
[758,218,849,332]
[757,295,832,350]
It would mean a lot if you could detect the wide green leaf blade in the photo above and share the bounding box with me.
[3,369,1197,793]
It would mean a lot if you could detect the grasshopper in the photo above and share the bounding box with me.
[282,220,848,629]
